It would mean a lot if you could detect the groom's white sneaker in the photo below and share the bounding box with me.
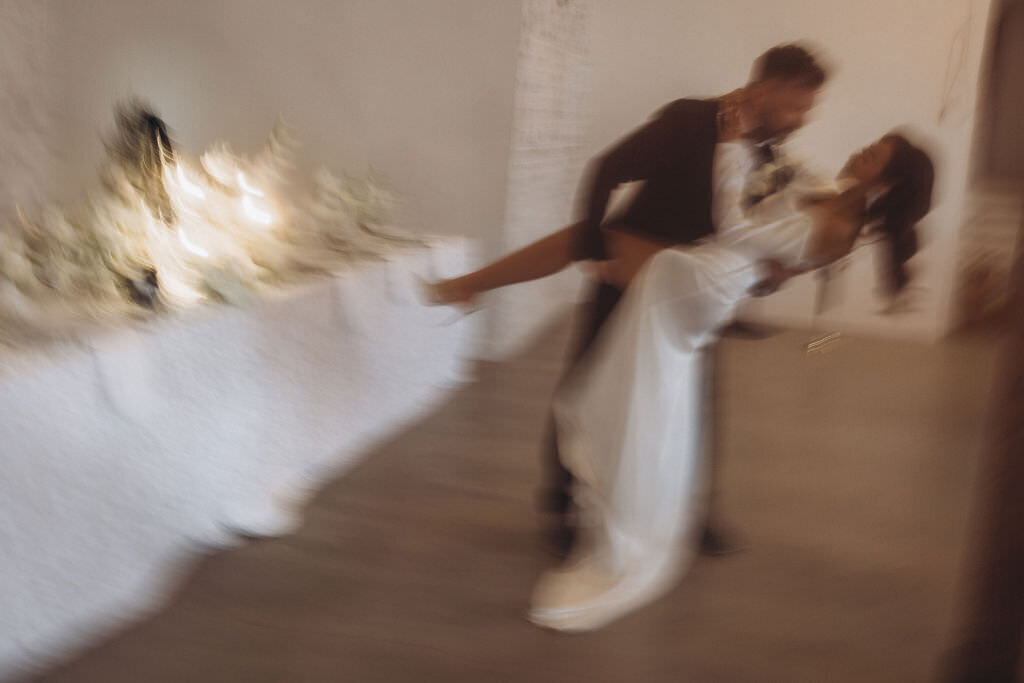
[528,551,688,633]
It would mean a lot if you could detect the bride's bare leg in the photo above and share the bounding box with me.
[427,223,582,305]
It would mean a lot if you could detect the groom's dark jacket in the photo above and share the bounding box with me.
[572,97,721,344]
[574,98,721,263]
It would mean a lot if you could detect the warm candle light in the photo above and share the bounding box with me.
[242,195,275,226]
[175,165,205,200]
[237,172,265,197]
[177,228,209,258]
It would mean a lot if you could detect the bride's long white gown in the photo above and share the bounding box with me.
[529,142,829,631]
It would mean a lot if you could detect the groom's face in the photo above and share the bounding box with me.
[750,79,820,142]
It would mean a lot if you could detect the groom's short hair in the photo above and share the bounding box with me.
[750,44,828,88]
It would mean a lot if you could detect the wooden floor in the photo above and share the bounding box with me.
[28,321,1005,683]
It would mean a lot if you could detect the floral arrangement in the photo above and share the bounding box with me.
[0,101,421,346]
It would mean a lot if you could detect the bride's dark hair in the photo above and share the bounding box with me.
[867,133,935,296]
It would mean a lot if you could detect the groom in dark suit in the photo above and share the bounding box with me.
[543,44,829,557]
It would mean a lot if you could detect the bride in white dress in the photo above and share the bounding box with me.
[425,129,934,631]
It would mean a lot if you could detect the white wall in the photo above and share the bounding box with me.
[53,0,522,259]
[0,0,61,221]
[579,0,995,341]
[484,0,591,359]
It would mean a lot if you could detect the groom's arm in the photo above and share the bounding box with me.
[574,100,705,262]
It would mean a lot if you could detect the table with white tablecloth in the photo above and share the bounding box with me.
[0,237,479,680]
